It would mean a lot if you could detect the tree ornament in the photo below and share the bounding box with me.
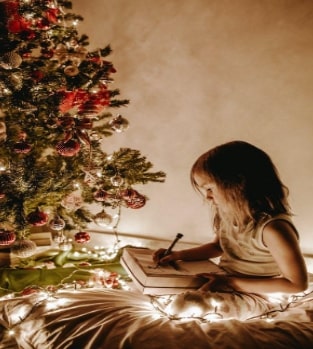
[7,15,31,34]
[49,215,66,231]
[64,65,79,76]
[0,229,16,246]
[0,51,23,69]
[11,238,37,258]
[56,138,81,157]
[83,170,98,186]
[46,8,59,24]
[31,70,44,82]
[121,189,146,209]
[27,209,49,226]
[109,114,129,133]
[94,209,113,227]
[21,286,40,296]
[74,231,91,243]
[94,189,110,202]
[13,139,32,154]
[61,192,83,211]
[110,174,124,187]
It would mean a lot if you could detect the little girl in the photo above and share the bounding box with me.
[153,140,308,295]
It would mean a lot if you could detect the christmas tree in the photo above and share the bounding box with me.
[0,0,165,254]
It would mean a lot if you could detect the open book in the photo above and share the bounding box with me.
[121,247,224,295]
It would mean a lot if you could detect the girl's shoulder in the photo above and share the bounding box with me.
[257,213,299,238]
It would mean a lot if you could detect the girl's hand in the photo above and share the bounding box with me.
[152,248,167,263]
[152,248,180,265]
[197,273,235,292]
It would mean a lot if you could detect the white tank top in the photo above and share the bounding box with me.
[218,214,299,276]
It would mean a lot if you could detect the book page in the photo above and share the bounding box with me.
[135,253,184,276]
[130,248,223,277]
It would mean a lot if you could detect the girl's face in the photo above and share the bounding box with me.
[193,171,228,212]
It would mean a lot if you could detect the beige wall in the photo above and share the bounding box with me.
[73,0,313,251]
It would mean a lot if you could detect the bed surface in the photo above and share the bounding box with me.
[1,277,313,349]
[1,245,313,349]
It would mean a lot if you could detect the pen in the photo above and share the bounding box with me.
[158,233,183,270]
[163,233,183,257]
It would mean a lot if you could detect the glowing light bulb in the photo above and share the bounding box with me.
[8,329,15,336]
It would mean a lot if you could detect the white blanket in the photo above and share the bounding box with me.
[1,285,313,349]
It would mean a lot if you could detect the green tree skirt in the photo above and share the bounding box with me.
[0,248,130,296]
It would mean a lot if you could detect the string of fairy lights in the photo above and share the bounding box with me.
[149,289,313,323]
[1,260,312,339]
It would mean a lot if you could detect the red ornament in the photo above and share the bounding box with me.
[121,189,146,209]
[31,70,44,82]
[27,209,48,226]
[58,89,89,113]
[7,15,31,33]
[13,140,32,154]
[21,287,40,296]
[0,229,16,246]
[74,231,91,244]
[94,189,110,202]
[56,139,80,157]
[45,8,59,23]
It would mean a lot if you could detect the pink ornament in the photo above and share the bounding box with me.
[74,231,91,244]
[61,192,83,210]
[121,189,146,209]
[94,189,110,202]
[21,287,40,296]
[56,139,80,157]
[0,229,16,246]
[27,209,48,226]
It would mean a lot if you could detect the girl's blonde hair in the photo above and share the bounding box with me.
[191,141,291,231]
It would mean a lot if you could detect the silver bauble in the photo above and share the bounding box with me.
[49,216,66,231]
[94,210,113,227]
[1,52,23,69]
[11,238,37,258]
